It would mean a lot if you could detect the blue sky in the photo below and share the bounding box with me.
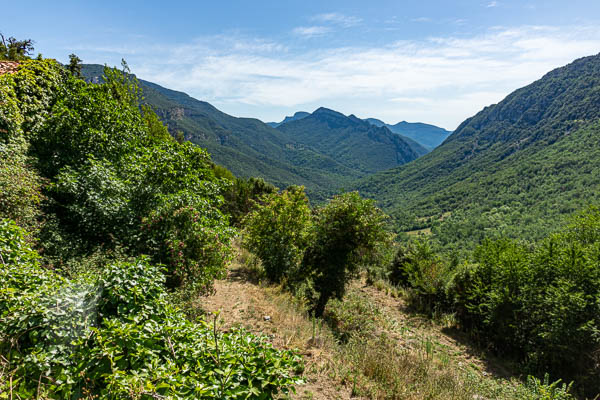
[4,0,600,129]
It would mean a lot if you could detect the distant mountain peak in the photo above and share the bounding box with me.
[276,107,428,174]
[267,111,310,128]
[312,107,342,116]
[364,118,451,149]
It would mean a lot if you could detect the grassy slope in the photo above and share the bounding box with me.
[354,53,600,247]
[201,247,560,399]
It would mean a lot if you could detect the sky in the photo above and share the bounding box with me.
[4,0,600,130]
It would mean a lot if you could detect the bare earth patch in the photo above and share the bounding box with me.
[199,265,353,400]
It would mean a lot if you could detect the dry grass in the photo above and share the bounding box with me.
[198,245,564,399]
[199,248,352,399]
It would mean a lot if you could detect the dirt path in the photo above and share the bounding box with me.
[199,254,519,399]
[200,266,354,400]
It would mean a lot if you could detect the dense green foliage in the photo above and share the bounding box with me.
[0,143,45,232]
[243,190,391,316]
[221,176,278,226]
[277,107,427,174]
[0,59,303,398]
[365,118,452,150]
[0,60,234,293]
[303,192,392,316]
[242,186,312,283]
[387,239,452,313]
[0,220,302,398]
[391,208,600,396]
[355,54,600,250]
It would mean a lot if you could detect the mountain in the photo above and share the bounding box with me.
[277,107,428,174]
[365,118,452,149]
[354,53,600,248]
[266,111,310,127]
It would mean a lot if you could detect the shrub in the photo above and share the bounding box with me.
[141,192,234,294]
[0,221,303,399]
[242,186,312,283]
[388,239,453,314]
[448,207,600,395]
[223,176,278,226]
[0,146,45,232]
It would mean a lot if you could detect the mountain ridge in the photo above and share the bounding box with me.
[266,111,310,127]
[277,107,428,174]
[81,65,426,201]
[353,52,600,247]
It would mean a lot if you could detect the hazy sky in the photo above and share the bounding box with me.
[5,0,600,129]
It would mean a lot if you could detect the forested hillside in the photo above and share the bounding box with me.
[277,107,428,174]
[355,53,600,249]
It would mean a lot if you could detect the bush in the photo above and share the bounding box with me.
[388,239,453,314]
[0,220,303,399]
[0,146,45,232]
[141,192,234,294]
[242,186,312,283]
[223,176,277,226]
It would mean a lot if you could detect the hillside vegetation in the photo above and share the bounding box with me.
[355,53,600,249]
[0,59,303,398]
[3,47,600,399]
[277,107,427,174]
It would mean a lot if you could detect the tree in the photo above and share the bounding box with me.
[304,192,391,316]
[67,53,82,77]
[242,186,312,283]
[0,33,34,60]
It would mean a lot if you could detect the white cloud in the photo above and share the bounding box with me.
[311,13,362,27]
[292,26,332,38]
[487,1,498,7]
[128,25,600,129]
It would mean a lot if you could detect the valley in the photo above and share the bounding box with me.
[2,7,600,397]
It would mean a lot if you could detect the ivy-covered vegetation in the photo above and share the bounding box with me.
[0,219,302,398]
[0,58,302,398]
